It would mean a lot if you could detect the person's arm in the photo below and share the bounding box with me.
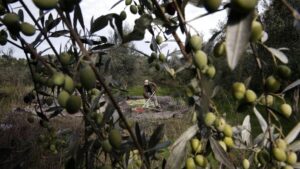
[149,82,157,92]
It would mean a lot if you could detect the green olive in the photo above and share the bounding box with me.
[279,103,292,118]
[194,50,208,69]
[204,112,216,126]
[20,22,36,36]
[65,95,81,114]
[130,5,138,14]
[231,0,257,13]
[203,0,221,12]
[33,0,58,10]
[189,35,202,51]
[80,65,96,90]
[250,21,263,42]
[214,41,226,57]
[272,147,286,162]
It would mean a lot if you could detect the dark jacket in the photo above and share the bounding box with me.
[143,82,157,99]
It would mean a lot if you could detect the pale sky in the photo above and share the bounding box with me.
[1,0,228,58]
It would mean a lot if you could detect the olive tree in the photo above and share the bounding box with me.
[1,0,300,168]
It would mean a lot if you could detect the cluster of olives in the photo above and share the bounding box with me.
[149,51,165,64]
[232,80,293,117]
[99,129,122,154]
[204,112,235,151]
[271,138,297,168]
[258,94,292,118]
[124,0,143,15]
[147,35,166,70]
[253,138,297,168]
[0,12,36,42]
[32,52,100,115]
[185,138,209,169]
[57,64,97,114]
[265,64,291,93]
[128,149,143,168]
[33,62,81,115]
[190,35,216,78]
[232,82,257,104]
[38,128,67,155]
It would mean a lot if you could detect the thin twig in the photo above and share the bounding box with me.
[172,0,189,35]
[7,39,22,49]
[151,0,191,62]
[18,36,45,117]
[128,47,150,57]
[280,0,300,20]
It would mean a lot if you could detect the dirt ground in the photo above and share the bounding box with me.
[0,96,190,169]
[122,96,189,119]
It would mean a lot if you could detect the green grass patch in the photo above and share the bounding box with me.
[0,85,32,120]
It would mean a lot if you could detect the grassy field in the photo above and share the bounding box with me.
[0,84,32,119]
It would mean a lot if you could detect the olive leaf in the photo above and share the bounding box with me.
[209,137,236,169]
[282,79,300,93]
[18,9,24,22]
[112,14,123,39]
[285,122,300,144]
[140,0,153,11]
[110,0,123,9]
[253,107,267,133]
[163,64,176,79]
[46,15,61,32]
[90,15,109,34]
[148,124,165,149]
[91,43,115,51]
[293,163,300,168]
[122,14,153,43]
[50,30,69,37]
[135,122,147,149]
[226,10,253,70]
[263,45,288,64]
[74,4,85,30]
[288,140,300,151]
[166,124,198,169]
[241,115,251,145]
[102,102,115,124]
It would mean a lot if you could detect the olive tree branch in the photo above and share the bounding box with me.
[7,39,22,50]
[56,7,149,168]
[172,0,189,35]
[17,35,46,117]
[56,7,89,70]
[151,0,191,62]
[280,0,300,20]
[18,0,66,68]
